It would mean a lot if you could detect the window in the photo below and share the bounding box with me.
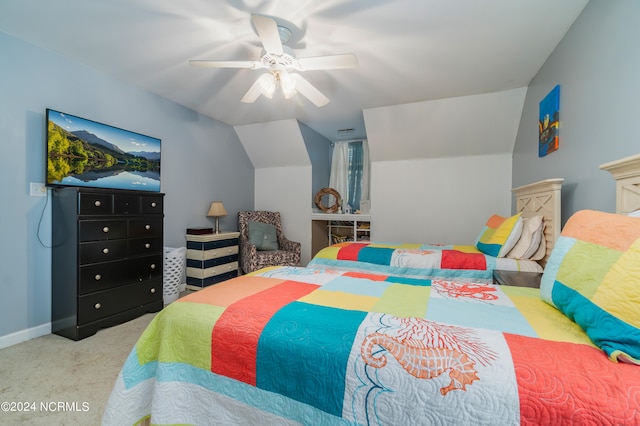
[329,140,370,211]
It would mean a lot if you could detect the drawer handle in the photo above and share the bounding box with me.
[94,274,102,281]
[102,226,109,233]
[150,202,157,208]
[94,303,101,309]
[102,248,109,254]
[94,200,101,207]
[145,224,151,230]
[150,263,156,269]
[145,243,151,249]
[150,288,156,294]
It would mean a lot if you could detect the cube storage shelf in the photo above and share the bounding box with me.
[311,212,371,257]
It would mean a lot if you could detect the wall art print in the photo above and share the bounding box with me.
[538,85,560,157]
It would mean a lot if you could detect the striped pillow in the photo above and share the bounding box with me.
[540,210,640,365]
[475,213,523,257]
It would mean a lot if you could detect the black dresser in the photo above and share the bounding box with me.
[51,187,164,340]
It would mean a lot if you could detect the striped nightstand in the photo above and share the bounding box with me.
[185,231,240,289]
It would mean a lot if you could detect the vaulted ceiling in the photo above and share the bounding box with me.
[0,0,589,141]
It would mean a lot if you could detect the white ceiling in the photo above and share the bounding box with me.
[0,0,589,141]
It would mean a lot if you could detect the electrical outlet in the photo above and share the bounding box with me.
[30,182,47,197]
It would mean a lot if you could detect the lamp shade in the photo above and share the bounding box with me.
[207,201,227,217]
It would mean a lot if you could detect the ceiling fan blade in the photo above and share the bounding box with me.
[291,74,329,107]
[240,78,264,103]
[189,60,261,69]
[251,14,283,55]
[296,53,359,71]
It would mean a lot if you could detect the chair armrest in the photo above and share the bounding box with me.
[279,237,301,256]
[240,235,258,253]
[239,235,258,273]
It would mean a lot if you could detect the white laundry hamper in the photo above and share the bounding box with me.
[163,246,186,305]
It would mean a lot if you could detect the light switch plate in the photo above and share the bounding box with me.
[30,182,47,197]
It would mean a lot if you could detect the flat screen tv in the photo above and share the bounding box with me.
[46,109,161,192]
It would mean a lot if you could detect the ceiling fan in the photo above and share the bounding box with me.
[189,14,358,107]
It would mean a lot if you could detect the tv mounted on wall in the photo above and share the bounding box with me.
[46,109,161,192]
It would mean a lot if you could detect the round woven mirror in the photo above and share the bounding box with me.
[314,188,341,213]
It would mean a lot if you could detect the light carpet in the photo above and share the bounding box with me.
[0,312,156,425]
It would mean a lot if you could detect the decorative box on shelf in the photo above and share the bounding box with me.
[186,227,213,235]
[185,231,240,289]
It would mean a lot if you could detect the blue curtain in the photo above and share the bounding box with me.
[347,141,363,210]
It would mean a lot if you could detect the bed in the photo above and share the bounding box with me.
[103,264,639,425]
[307,179,563,283]
[102,165,640,425]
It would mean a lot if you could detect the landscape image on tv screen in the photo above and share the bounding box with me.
[46,109,161,192]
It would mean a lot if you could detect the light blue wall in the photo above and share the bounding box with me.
[513,0,640,223]
[298,122,331,208]
[0,32,254,341]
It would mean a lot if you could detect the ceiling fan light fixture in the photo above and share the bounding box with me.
[197,15,357,107]
[279,72,297,99]
[257,73,276,98]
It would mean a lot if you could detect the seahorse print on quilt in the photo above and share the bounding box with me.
[360,317,498,395]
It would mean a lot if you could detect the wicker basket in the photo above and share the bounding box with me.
[163,246,186,305]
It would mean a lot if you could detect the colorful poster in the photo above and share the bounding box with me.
[539,85,560,157]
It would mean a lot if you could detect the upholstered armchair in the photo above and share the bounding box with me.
[238,211,301,274]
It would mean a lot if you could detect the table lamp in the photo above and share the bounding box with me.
[207,201,227,234]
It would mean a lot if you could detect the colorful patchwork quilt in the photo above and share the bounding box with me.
[308,242,543,283]
[541,210,640,365]
[103,266,639,425]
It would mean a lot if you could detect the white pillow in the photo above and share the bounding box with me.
[628,210,640,217]
[507,215,544,259]
[529,227,547,261]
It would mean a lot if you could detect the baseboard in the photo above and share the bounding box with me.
[0,322,51,350]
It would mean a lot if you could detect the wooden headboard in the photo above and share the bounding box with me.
[599,153,640,214]
[512,178,564,264]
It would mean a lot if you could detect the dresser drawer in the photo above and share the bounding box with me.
[79,220,127,242]
[78,192,113,215]
[79,255,162,294]
[129,218,163,238]
[78,279,162,324]
[141,195,163,214]
[114,194,141,214]
[128,236,163,257]
[79,240,128,264]
[187,253,238,269]
[186,238,239,251]
[187,270,238,288]
[187,261,238,280]
[187,244,238,261]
